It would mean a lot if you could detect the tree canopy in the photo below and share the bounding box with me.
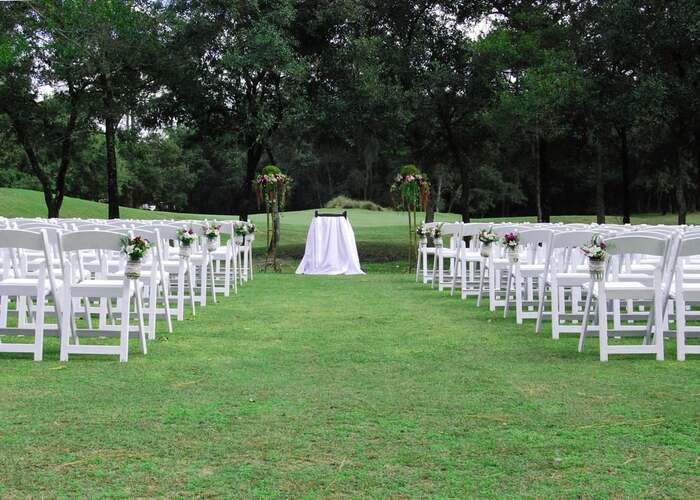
[1,0,698,222]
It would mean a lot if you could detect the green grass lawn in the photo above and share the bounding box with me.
[1,188,699,496]
[0,272,698,497]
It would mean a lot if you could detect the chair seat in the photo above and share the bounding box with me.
[0,277,63,295]
[595,280,656,300]
[71,279,137,298]
[519,263,545,272]
[630,263,657,273]
[209,247,229,258]
[437,248,459,257]
[459,250,481,261]
[670,282,700,299]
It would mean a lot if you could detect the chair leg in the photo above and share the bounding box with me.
[162,277,173,334]
[224,257,231,296]
[209,258,217,304]
[598,292,609,362]
[199,261,207,307]
[676,294,686,361]
[34,294,44,361]
[551,283,560,339]
[503,270,513,319]
[119,287,131,363]
[177,263,185,321]
[515,272,524,325]
[188,262,196,317]
[535,280,547,334]
[60,287,72,362]
[476,263,486,307]
[578,284,595,353]
[135,285,147,355]
[0,295,7,328]
[148,279,157,340]
[654,294,664,361]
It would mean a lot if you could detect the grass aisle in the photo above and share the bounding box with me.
[0,272,698,497]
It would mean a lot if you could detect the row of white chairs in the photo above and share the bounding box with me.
[417,221,700,361]
[0,217,255,362]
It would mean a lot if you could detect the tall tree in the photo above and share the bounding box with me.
[0,3,90,218]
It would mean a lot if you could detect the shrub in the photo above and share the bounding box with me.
[261,165,281,175]
[400,164,421,176]
[325,195,383,211]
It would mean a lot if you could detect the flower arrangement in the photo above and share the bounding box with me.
[478,228,499,245]
[254,165,293,209]
[121,236,151,262]
[121,236,151,279]
[233,224,249,237]
[580,234,608,261]
[202,223,221,241]
[502,231,520,249]
[432,223,444,240]
[246,222,256,234]
[580,234,609,281]
[177,227,196,247]
[502,231,520,262]
[390,164,430,211]
[416,223,430,239]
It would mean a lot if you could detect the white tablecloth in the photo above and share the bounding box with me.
[295,216,364,275]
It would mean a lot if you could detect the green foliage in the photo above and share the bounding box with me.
[261,165,282,175]
[399,164,421,176]
[325,195,383,211]
[0,0,698,222]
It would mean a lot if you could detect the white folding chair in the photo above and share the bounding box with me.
[432,223,463,293]
[535,230,598,338]
[58,230,146,363]
[131,228,174,338]
[0,229,62,361]
[579,234,673,361]
[669,235,700,360]
[503,229,554,324]
[149,224,197,321]
[476,225,522,311]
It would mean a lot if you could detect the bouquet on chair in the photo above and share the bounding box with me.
[432,223,444,247]
[233,223,249,245]
[580,234,608,281]
[416,223,430,244]
[478,228,499,257]
[502,232,520,263]
[121,236,151,279]
[177,227,196,258]
[246,222,256,240]
[203,223,221,251]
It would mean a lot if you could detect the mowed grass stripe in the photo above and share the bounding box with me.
[0,272,698,497]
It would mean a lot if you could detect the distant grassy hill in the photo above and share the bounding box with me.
[1,187,695,263]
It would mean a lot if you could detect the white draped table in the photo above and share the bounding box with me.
[295,215,364,275]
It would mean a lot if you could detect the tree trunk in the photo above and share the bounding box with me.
[595,137,605,224]
[443,124,470,222]
[10,116,64,218]
[240,140,264,220]
[695,127,700,211]
[459,163,471,222]
[435,173,443,214]
[674,144,687,225]
[425,186,435,223]
[538,135,551,223]
[533,138,542,222]
[619,127,631,224]
[105,114,120,219]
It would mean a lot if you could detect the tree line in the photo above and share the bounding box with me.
[0,0,698,223]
